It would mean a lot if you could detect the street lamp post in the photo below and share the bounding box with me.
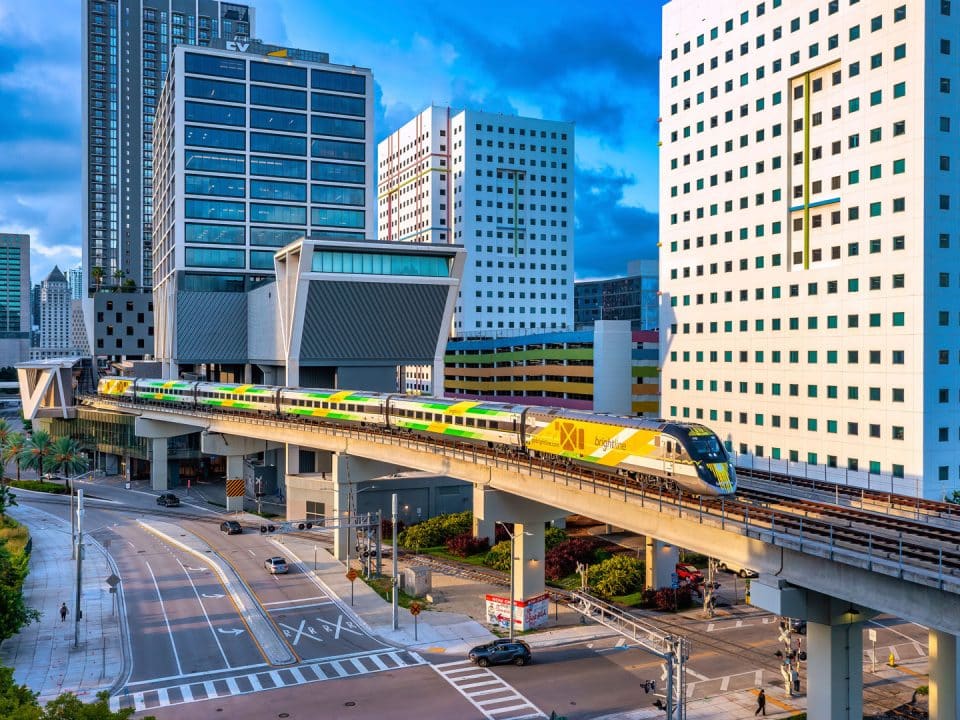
[496,521,531,641]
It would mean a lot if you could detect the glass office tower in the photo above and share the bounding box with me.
[152,40,374,373]
[82,0,255,297]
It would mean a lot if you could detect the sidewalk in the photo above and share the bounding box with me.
[0,502,126,704]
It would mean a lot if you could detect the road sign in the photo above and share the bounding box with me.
[670,573,679,590]
[409,602,422,616]
[105,573,120,588]
[346,568,358,582]
[868,628,877,642]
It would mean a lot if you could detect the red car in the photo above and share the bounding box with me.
[676,563,704,584]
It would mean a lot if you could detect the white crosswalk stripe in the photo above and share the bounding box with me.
[109,650,425,712]
[432,660,546,720]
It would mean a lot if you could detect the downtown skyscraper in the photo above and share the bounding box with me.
[82,0,255,298]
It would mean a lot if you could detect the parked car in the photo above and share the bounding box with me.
[468,640,532,667]
[264,556,289,574]
[156,493,180,507]
[675,563,704,584]
[219,520,242,535]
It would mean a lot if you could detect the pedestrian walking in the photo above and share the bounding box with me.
[59,603,68,622]
[792,666,800,694]
[755,688,766,716]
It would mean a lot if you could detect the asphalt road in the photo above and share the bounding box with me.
[16,480,931,719]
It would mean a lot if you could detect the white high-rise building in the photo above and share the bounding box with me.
[660,0,960,499]
[377,106,575,337]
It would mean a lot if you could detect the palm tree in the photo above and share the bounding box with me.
[0,419,10,482]
[112,268,125,290]
[19,430,53,481]
[91,266,104,293]
[2,432,25,484]
[50,437,88,487]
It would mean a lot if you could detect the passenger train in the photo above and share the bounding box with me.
[97,377,737,497]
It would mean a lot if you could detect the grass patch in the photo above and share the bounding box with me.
[7,479,68,494]
[412,545,491,568]
[0,517,29,556]
[609,590,646,607]
[361,575,427,609]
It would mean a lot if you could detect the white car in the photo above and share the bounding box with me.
[717,560,758,578]
[264,556,289,574]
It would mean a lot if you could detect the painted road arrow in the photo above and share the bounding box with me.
[217,628,245,637]
[201,593,225,599]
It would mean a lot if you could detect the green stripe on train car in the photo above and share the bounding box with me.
[441,428,482,438]
[464,407,511,416]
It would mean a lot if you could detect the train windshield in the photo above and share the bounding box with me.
[686,434,726,462]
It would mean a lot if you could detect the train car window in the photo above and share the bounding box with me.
[665,441,673,454]
[466,417,475,427]
[455,416,463,425]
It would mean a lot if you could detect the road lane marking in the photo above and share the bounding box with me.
[145,561,183,676]
[176,558,231,668]
[262,596,328,606]
[203,681,217,698]
[869,619,929,647]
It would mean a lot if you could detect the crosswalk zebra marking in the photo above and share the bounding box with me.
[432,660,546,720]
[110,650,425,713]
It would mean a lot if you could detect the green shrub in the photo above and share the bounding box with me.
[7,480,67,495]
[398,511,473,549]
[484,540,512,572]
[544,526,568,551]
[588,555,644,599]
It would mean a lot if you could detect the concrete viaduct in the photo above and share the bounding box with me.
[71,396,960,720]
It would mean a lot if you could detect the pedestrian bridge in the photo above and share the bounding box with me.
[64,394,960,718]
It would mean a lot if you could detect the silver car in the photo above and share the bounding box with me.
[264,556,289,574]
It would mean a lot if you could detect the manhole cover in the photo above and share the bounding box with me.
[279,714,290,718]
[344,702,356,707]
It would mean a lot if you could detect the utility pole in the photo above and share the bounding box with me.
[74,489,84,648]
[391,493,398,630]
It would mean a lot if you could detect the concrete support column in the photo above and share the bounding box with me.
[286,444,300,476]
[150,438,168,491]
[514,521,545,601]
[329,453,398,564]
[330,454,350,564]
[807,619,863,719]
[243,364,253,384]
[645,538,678,590]
[472,484,496,543]
[472,487,562,631]
[929,629,959,720]
[225,455,244,512]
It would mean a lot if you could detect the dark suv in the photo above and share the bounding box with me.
[468,640,532,667]
[220,520,242,535]
[156,493,180,507]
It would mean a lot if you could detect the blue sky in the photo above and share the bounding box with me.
[0,0,663,284]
